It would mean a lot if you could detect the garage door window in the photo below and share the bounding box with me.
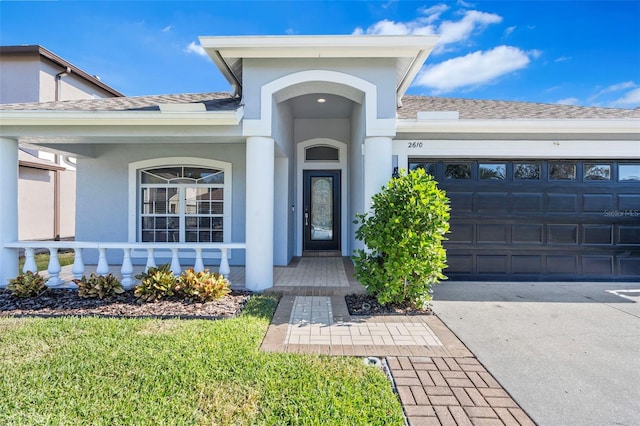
[619,164,640,182]
[514,163,541,180]
[479,164,506,180]
[584,164,611,181]
[550,163,576,180]
[445,163,472,179]
[409,161,436,177]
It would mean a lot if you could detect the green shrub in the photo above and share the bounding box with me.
[7,271,48,298]
[353,168,450,308]
[134,264,177,302]
[73,273,124,299]
[177,268,231,302]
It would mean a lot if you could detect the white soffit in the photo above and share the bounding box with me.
[198,35,439,99]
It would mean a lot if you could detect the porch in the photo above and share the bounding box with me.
[7,240,365,295]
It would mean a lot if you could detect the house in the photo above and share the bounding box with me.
[0,45,123,241]
[1,35,638,290]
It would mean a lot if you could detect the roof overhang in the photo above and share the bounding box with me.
[198,35,439,103]
[0,107,244,128]
[397,118,640,139]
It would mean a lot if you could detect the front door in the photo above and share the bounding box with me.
[303,170,341,251]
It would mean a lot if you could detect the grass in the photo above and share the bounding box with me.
[0,295,404,425]
[18,252,75,272]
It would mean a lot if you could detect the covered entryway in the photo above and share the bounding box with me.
[409,159,640,280]
[303,170,341,253]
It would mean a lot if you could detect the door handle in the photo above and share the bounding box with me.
[304,206,309,226]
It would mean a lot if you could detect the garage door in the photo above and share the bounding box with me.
[409,160,640,281]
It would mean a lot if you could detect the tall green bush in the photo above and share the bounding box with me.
[353,168,450,308]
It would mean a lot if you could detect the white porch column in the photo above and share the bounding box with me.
[363,136,393,211]
[245,136,275,291]
[0,137,19,287]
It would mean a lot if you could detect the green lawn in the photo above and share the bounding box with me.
[0,296,404,425]
[18,252,75,272]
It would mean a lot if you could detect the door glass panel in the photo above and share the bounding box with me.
[445,163,471,179]
[311,177,333,241]
[549,163,576,180]
[584,164,611,180]
[409,161,436,177]
[479,164,506,180]
[619,164,640,182]
[514,163,541,180]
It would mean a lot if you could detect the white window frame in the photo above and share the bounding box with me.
[128,157,232,246]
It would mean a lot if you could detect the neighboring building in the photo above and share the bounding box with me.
[0,35,638,289]
[0,45,123,240]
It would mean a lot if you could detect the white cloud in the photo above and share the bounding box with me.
[161,25,172,33]
[437,10,502,48]
[556,97,579,105]
[416,45,530,92]
[611,87,640,107]
[184,41,207,58]
[597,81,636,96]
[504,26,516,36]
[554,56,571,62]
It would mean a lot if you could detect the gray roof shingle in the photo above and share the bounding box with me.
[1,91,638,119]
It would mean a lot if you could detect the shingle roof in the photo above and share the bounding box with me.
[398,95,640,119]
[0,92,240,112]
[1,91,638,119]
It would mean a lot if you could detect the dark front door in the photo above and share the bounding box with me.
[303,170,341,251]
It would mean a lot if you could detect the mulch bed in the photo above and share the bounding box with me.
[345,293,433,316]
[0,289,252,320]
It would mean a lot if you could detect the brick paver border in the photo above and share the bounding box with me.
[387,356,535,426]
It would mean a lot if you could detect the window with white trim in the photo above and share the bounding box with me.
[139,166,225,242]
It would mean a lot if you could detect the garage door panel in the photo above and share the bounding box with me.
[618,226,640,245]
[512,255,543,274]
[618,194,640,210]
[583,225,613,245]
[447,255,474,274]
[619,257,640,275]
[547,193,578,212]
[512,193,543,212]
[512,224,544,244]
[547,256,578,274]
[448,223,474,243]
[547,225,578,244]
[477,255,508,274]
[448,192,473,212]
[478,224,508,243]
[477,193,508,212]
[582,256,614,275]
[583,194,615,212]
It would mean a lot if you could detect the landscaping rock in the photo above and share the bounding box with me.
[345,293,433,316]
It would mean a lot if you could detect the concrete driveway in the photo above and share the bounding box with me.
[431,281,640,426]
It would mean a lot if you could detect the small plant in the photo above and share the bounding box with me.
[7,271,48,298]
[73,273,124,299]
[134,264,177,302]
[353,168,450,309]
[177,268,231,302]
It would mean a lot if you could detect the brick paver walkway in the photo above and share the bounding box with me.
[262,291,536,426]
[387,356,535,426]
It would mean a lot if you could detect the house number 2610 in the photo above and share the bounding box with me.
[407,142,423,149]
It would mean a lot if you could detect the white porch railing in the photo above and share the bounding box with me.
[4,241,246,289]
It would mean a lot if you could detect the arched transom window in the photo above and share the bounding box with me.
[139,166,225,243]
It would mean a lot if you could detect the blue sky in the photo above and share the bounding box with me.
[1,1,639,108]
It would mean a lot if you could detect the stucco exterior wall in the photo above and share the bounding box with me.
[59,169,76,238]
[39,61,116,102]
[76,143,247,265]
[350,102,366,253]
[18,167,54,240]
[242,58,397,120]
[0,57,40,103]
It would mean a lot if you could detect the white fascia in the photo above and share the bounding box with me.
[396,118,640,135]
[0,107,244,128]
